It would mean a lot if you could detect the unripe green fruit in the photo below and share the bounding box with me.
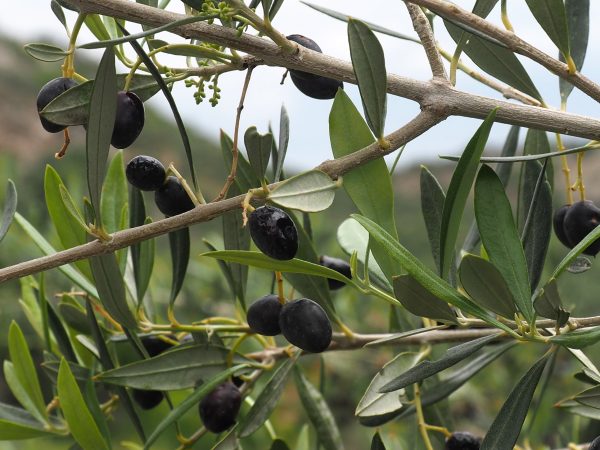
[279,298,332,353]
[248,205,298,260]
[247,294,282,336]
[126,155,166,191]
[286,34,343,100]
[36,77,78,133]
[563,200,600,256]
[111,91,145,149]
[199,382,242,433]
[154,176,195,216]
[319,255,351,290]
[445,432,481,450]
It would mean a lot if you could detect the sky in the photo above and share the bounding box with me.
[5,0,600,171]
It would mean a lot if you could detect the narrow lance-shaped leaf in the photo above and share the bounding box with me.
[221,130,260,191]
[294,367,343,450]
[371,432,386,450]
[0,403,57,440]
[440,109,496,280]
[560,0,589,103]
[474,165,533,322]
[481,354,550,450]
[274,104,290,182]
[348,19,387,139]
[525,0,571,62]
[0,179,17,243]
[129,188,154,305]
[101,150,128,234]
[23,43,68,62]
[57,359,109,450]
[420,166,445,274]
[268,170,338,212]
[393,275,457,324]
[86,46,117,224]
[169,227,190,306]
[533,278,570,327]
[245,126,272,182]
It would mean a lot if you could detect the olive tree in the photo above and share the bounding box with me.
[3,0,600,448]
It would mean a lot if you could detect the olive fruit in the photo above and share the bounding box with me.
[248,205,298,260]
[563,200,600,256]
[111,91,145,149]
[279,298,332,353]
[154,176,195,216]
[445,431,481,450]
[126,155,166,191]
[132,335,174,410]
[36,77,78,133]
[286,34,343,100]
[553,204,571,248]
[589,435,600,450]
[319,255,352,290]
[199,382,242,433]
[247,294,282,336]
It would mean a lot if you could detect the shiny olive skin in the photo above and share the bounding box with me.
[37,77,78,133]
[279,298,332,353]
[563,200,600,256]
[445,432,481,450]
[286,34,343,100]
[248,205,298,260]
[154,176,195,216]
[247,294,282,336]
[319,255,352,290]
[111,91,145,149]
[126,155,166,191]
[553,204,572,248]
[199,382,242,433]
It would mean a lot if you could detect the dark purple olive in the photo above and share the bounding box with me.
[154,176,195,216]
[126,155,166,191]
[319,255,352,290]
[132,389,164,410]
[553,204,571,248]
[589,435,600,450]
[111,91,144,149]
[286,34,343,100]
[248,205,298,260]
[247,294,282,336]
[279,298,332,353]
[445,431,481,450]
[199,382,242,433]
[37,77,78,133]
[563,200,600,256]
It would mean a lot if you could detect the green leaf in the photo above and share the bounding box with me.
[525,0,570,59]
[41,74,159,126]
[352,214,512,333]
[445,21,542,102]
[221,130,259,192]
[336,218,390,290]
[371,432,386,450]
[40,359,91,385]
[44,165,92,278]
[245,126,272,181]
[348,19,387,139]
[440,109,496,280]
[86,46,117,223]
[96,344,255,390]
[364,326,446,347]
[0,403,56,440]
[274,105,289,182]
[270,439,291,450]
[551,326,600,349]
[329,89,397,281]
[533,278,570,327]
[356,352,419,419]
[23,43,68,62]
[459,254,517,319]
[168,227,190,306]
[481,354,549,450]
[559,0,589,103]
[294,367,343,450]
[301,2,420,44]
[420,166,445,273]
[119,24,198,191]
[58,302,90,334]
[85,14,111,42]
[58,359,109,450]
[574,385,600,409]
[101,150,128,234]
[89,253,136,328]
[238,356,298,437]
[143,365,249,449]
[51,1,67,30]
[474,165,533,322]
[392,275,457,323]
[0,179,17,243]
[129,188,154,305]
[379,333,502,393]
[14,213,98,297]
[202,251,351,286]
[268,170,338,212]
[8,322,48,424]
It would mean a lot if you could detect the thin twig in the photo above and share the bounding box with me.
[406,3,447,80]
[213,65,255,202]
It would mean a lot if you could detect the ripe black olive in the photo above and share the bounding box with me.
[247,294,282,336]
[111,91,145,149]
[552,204,571,248]
[37,77,78,133]
[279,298,332,353]
[445,431,481,450]
[131,335,174,410]
[248,205,298,260]
[563,200,600,256]
[319,255,352,290]
[199,382,242,433]
[126,155,167,191]
[154,176,195,216]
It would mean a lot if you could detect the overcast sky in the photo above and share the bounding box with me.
[5,1,600,170]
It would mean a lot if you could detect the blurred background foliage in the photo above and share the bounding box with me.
[1,34,600,449]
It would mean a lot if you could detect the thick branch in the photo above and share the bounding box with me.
[405,0,600,103]
[61,0,600,140]
[406,3,447,80]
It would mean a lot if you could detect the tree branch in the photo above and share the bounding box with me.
[406,3,447,80]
